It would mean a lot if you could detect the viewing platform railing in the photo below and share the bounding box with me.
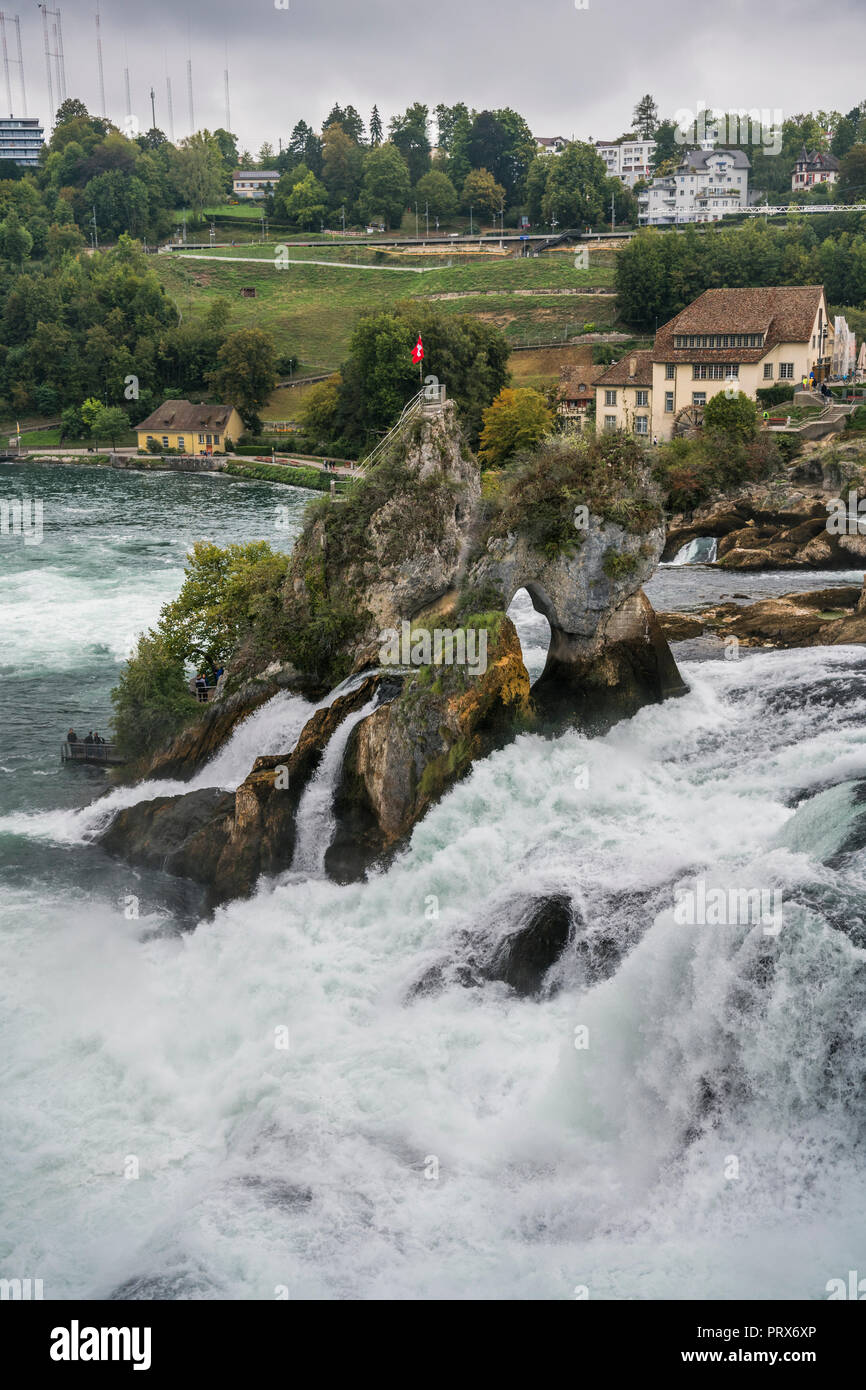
[61,741,125,766]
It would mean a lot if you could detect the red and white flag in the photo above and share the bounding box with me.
[412,334,424,364]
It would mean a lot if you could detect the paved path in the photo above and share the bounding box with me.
[176,252,427,274]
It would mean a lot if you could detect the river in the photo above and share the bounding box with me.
[1,464,865,1299]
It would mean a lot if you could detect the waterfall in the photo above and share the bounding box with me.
[669,535,718,566]
[290,697,380,875]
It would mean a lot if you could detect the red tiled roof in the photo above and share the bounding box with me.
[594,349,654,388]
[652,286,825,364]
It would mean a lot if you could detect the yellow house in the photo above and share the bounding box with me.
[650,285,832,441]
[595,286,834,442]
[136,400,244,455]
[594,351,655,438]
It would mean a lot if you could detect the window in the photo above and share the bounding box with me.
[693,364,736,380]
[162,436,169,448]
[779,363,794,379]
[213,434,220,445]
[665,363,675,379]
[205,434,212,445]
[665,392,674,412]
[635,390,649,406]
[604,415,617,432]
[692,392,706,406]
[146,435,154,445]
[198,433,205,444]
[605,390,617,406]
[763,363,774,379]
[177,436,185,451]
[635,416,649,435]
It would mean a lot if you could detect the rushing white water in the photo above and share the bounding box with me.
[668,536,718,566]
[3,465,866,1301]
[290,697,380,874]
[3,643,866,1299]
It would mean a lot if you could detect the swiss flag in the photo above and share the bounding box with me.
[412,334,424,364]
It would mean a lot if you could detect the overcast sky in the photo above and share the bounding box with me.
[6,0,864,153]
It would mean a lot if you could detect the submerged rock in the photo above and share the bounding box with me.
[484,894,576,995]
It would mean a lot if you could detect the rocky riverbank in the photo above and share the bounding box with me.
[658,581,866,650]
[663,439,866,570]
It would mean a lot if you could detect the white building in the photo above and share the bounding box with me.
[832,315,856,379]
[232,170,280,200]
[535,136,567,155]
[0,116,44,168]
[638,147,750,225]
[595,138,656,187]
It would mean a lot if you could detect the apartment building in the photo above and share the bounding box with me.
[594,352,654,437]
[0,116,44,168]
[595,138,656,188]
[638,147,750,225]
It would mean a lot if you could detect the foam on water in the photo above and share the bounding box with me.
[2,643,866,1298]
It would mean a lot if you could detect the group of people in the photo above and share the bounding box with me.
[66,728,106,746]
[194,666,224,691]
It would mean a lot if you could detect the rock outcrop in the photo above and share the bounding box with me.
[658,583,866,651]
[663,444,866,571]
[326,615,531,881]
[101,677,385,907]
[102,404,686,903]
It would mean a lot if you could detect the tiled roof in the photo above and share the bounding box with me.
[594,349,654,388]
[652,286,825,364]
[137,400,237,433]
[677,147,751,171]
[558,364,604,399]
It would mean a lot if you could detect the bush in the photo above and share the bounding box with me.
[756,383,797,408]
[491,431,661,560]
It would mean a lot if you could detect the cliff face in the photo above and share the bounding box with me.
[326,615,531,881]
[102,403,686,902]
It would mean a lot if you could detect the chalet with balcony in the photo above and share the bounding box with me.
[792,147,839,190]
[557,365,604,429]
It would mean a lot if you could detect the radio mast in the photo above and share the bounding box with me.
[94,3,106,117]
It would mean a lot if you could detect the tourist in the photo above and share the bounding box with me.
[67,727,78,744]
[84,731,94,744]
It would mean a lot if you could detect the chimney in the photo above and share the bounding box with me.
[629,356,637,377]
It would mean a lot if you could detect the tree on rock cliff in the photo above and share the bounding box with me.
[478,387,553,467]
[111,633,197,762]
[329,304,508,449]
